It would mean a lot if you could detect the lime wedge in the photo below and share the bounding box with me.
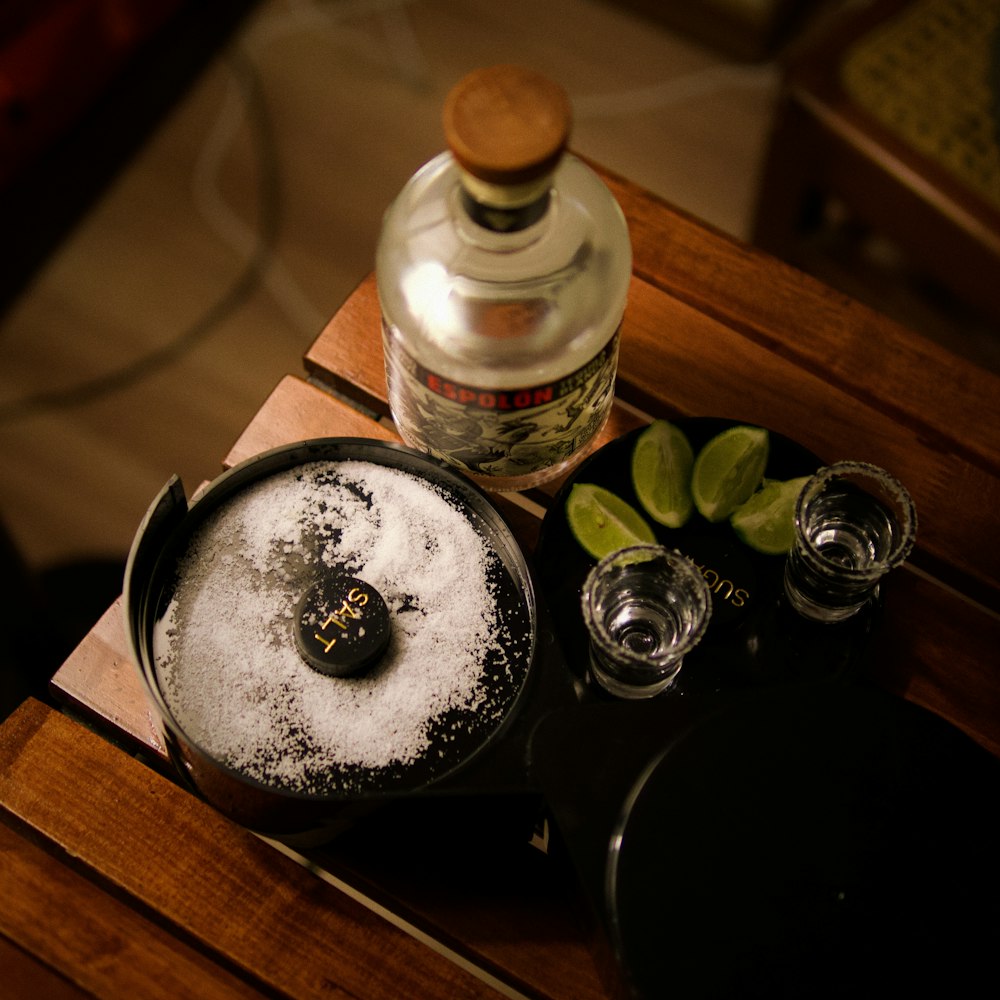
[631,420,694,528]
[566,483,656,559]
[730,476,810,554]
[691,425,770,522]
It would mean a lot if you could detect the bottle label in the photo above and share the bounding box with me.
[383,323,619,479]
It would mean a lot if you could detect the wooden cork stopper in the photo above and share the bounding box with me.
[443,65,571,187]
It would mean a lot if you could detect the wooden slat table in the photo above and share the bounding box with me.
[3,165,999,999]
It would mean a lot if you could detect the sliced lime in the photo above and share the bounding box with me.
[631,420,694,528]
[566,483,656,559]
[731,476,810,554]
[691,425,770,522]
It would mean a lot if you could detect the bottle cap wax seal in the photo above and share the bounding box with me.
[294,573,391,678]
[443,65,571,187]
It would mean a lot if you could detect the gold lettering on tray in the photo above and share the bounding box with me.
[693,562,749,608]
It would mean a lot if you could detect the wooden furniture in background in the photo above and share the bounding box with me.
[753,0,1000,326]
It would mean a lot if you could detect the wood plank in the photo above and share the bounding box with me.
[871,568,1000,760]
[0,934,91,1000]
[0,700,511,1000]
[50,598,166,762]
[297,811,612,1000]
[601,166,1000,474]
[223,374,399,470]
[304,276,389,417]
[617,280,1000,604]
[0,822,264,1000]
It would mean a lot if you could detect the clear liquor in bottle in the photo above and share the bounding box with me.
[376,65,632,491]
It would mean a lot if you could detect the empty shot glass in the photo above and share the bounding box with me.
[581,545,712,699]
[783,461,917,623]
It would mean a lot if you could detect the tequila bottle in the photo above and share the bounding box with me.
[376,65,632,491]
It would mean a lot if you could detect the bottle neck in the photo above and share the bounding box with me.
[458,168,553,233]
[460,188,550,232]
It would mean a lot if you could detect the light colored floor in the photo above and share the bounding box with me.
[1,0,782,574]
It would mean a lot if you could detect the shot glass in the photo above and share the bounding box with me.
[783,461,917,623]
[581,545,712,699]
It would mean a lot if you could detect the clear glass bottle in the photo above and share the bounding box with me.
[376,65,632,491]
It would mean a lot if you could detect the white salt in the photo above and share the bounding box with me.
[152,460,524,794]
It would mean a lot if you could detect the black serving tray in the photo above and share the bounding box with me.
[533,417,866,693]
[530,418,1000,997]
